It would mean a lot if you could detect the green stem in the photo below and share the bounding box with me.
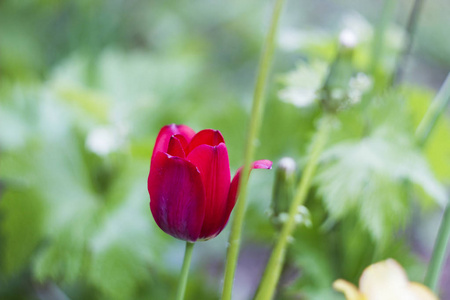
[424,203,450,292]
[415,73,450,147]
[370,0,397,78]
[176,242,195,300]
[221,0,286,299]
[419,73,450,292]
[392,0,425,85]
[254,115,333,300]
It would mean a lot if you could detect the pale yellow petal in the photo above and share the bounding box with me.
[359,259,412,300]
[409,282,439,300]
[333,279,365,300]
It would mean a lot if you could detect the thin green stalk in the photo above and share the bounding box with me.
[176,242,195,300]
[392,0,425,85]
[370,0,397,77]
[221,0,286,299]
[424,203,450,292]
[416,73,450,147]
[254,115,333,300]
[419,73,450,292]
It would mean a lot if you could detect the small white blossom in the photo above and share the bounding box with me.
[278,212,289,224]
[86,126,123,156]
[339,29,358,49]
[341,12,373,43]
[278,157,296,176]
[278,61,327,107]
[348,73,373,104]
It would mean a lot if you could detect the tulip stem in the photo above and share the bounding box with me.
[254,115,333,300]
[420,73,450,292]
[176,242,195,300]
[221,0,285,299]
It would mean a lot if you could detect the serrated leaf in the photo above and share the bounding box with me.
[316,129,446,241]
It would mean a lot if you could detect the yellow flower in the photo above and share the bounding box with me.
[333,259,439,300]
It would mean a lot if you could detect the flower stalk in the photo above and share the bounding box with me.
[176,242,195,300]
[370,0,397,81]
[416,73,450,147]
[221,0,286,299]
[419,73,450,292]
[425,203,450,292]
[392,0,426,85]
[254,115,333,300]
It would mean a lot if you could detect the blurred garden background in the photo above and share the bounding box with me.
[1,0,450,299]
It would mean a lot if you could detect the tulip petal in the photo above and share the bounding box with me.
[187,143,231,239]
[167,135,187,158]
[220,159,273,232]
[332,279,364,300]
[409,283,438,300]
[148,152,205,242]
[227,160,273,208]
[186,129,225,154]
[152,124,196,162]
[173,134,189,151]
[359,259,411,300]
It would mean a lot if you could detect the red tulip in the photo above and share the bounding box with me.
[148,124,272,242]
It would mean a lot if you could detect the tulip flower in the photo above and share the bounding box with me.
[333,259,439,300]
[148,124,272,242]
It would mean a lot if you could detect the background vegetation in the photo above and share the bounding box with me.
[1,0,449,299]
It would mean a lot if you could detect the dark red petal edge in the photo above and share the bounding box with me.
[186,129,225,154]
[173,134,189,152]
[167,135,186,158]
[151,124,196,163]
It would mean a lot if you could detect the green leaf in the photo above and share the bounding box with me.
[86,163,168,299]
[406,85,450,183]
[0,107,29,150]
[316,128,446,241]
[88,244,149,300]
[0,68,170,298]
[0,189,45,275]
[291,228,336,291]
[33,221,94,283]
[278,60,327,108]
[366,91,413,132]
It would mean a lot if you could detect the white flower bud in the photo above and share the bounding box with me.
[339,29,358,49]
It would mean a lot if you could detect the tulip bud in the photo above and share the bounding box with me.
[271,158,313,229]
[271,157,296,227]
[319,29,358,113]
[339,29,358,50]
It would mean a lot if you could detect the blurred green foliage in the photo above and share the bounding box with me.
[1,0,450,300]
